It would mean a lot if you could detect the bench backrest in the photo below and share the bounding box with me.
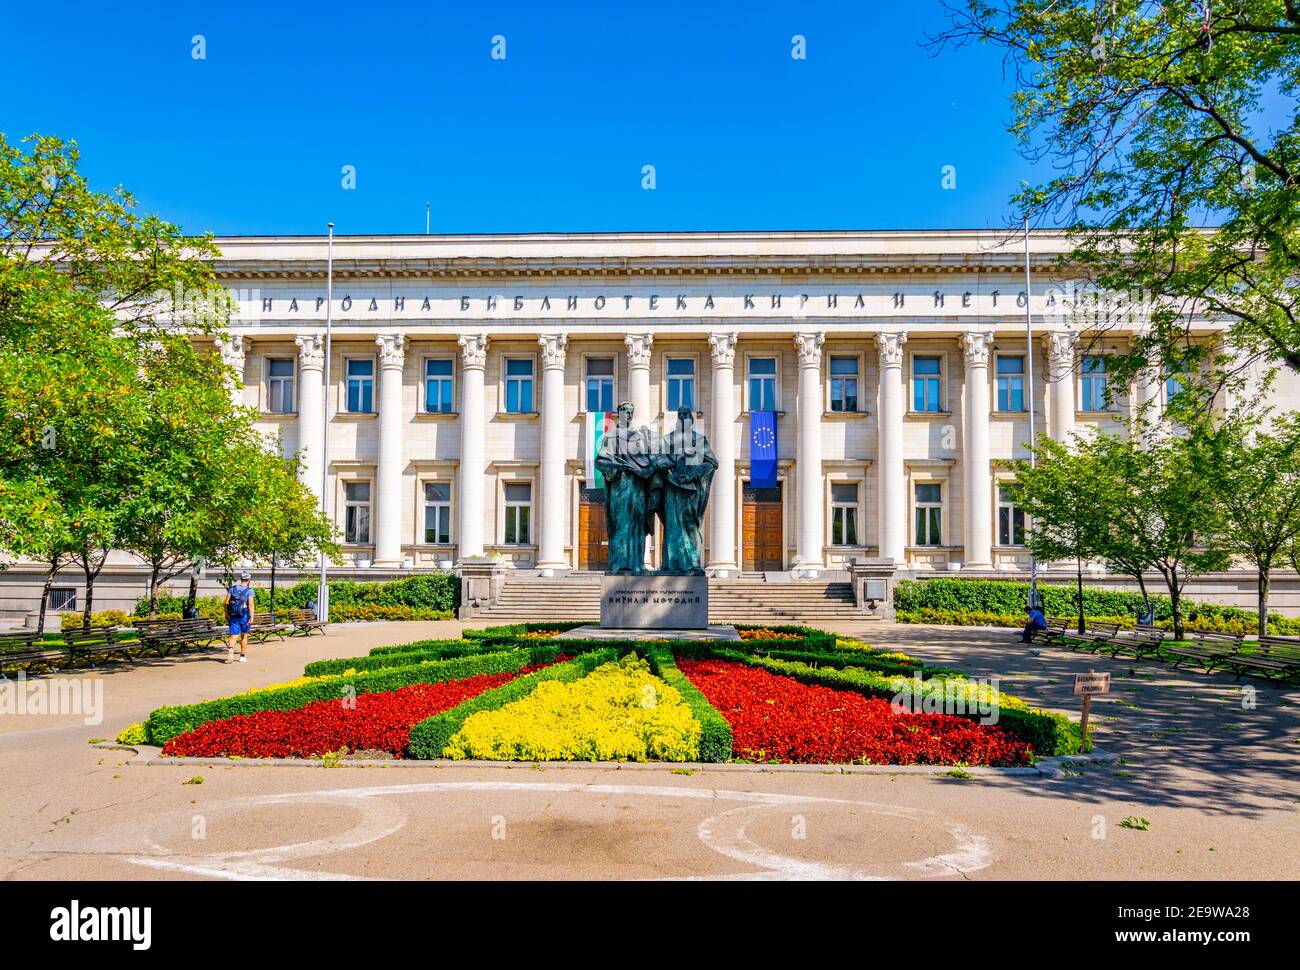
[1191,631,1244,645]
[1257,636,1300,660]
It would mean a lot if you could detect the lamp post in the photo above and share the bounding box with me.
[1023,216,1040,611]
[317,223,334,622]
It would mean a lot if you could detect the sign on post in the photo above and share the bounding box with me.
[1073,669,1110,749]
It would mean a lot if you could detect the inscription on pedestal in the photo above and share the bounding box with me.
[600,575,708,630]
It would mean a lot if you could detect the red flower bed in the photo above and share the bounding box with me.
[163,660,562,758]
[678,659,1032,766]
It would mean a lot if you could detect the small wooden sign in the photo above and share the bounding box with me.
[1073,672,1111,696]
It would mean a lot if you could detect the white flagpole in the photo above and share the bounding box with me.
[317,223,334,622]
[1024,216,1039,610]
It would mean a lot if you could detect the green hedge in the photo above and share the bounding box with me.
[138,573,460,618]
[145,647,550,746]
[894,578,1299,632]
[405,649,621,759]
[462,621,587,640]
[646,647,732,762]
[706,648,1087,757]
[304,639,483,676]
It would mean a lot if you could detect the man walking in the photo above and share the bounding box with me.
[224,570,255,664]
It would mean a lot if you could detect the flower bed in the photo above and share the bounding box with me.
[163,661,560,758]
[738,628,802,641]
[444,655,701,762]
[678,658,1033,766]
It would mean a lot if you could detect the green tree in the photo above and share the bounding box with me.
[1013,436,1112,633]
[1193,410,1300,637]
[931,2,1300,390]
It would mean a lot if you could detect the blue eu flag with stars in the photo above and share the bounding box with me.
[750,411,778,489]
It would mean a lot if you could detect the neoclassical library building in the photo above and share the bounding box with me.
[7,229,1291,618]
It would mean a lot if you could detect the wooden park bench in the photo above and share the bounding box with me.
[1105,624,1167,661]
[0,631,68,673]
[1226,636,1300,685]
[285,608,326,636]
[1164,630,1246,675]
[61,627,138,666]
[133,617,226,656]
[1067,620,1124,652]
[246,615,293,643]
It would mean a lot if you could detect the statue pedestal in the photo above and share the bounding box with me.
[599,574,708,630]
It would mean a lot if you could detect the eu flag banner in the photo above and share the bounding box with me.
[749,411,778,489]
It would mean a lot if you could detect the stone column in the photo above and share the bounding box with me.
[793,332,826,576]
[457,334,489,562]
[876,331,908,564]
[707,332,739,575]
[1044,331,1079,442]
[960,331,995,569]
[537,333,569,572]
[372,334,407,568]
[625,333,654,428]
[215,335,246,407]
[294,334,326,499]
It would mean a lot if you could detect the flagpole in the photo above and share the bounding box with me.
[1023,216,1039,610]
[317,223,334,622]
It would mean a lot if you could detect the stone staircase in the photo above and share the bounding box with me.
[474,572,868,624]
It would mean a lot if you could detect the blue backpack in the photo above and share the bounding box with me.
[226,585,252,620]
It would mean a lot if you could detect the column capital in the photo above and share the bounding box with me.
[793,331,825,367]
[458,333,489,370]
[295,333,325,370]
[624,332,653,369]
[538,332,568,370]
[876,331,908,367]
[375,333,406,369]
[960,331,995,368]
[215,334,246,371]
[708,331,737,367]
[1043,330,1079,366]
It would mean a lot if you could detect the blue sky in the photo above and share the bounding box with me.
[0,1,1044,235]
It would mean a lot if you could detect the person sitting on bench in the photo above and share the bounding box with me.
[1020,604,1047,643]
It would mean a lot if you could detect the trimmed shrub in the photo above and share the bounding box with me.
[327,604,454,623]
[304,639,482,676]
[894,578,1300,634]
[646,648,732,762]
[145,647,553,746]
[136,573,461,618]
[406,649,620,759]
[60,610,132,631]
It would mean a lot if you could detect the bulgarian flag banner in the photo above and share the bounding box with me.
[585,411,617,488]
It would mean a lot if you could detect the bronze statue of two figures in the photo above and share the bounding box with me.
[596,405,717,576]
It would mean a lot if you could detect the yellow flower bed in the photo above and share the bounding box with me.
[444,654,701,762]
[234,672,343,698]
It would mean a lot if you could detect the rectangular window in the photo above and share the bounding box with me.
[914,483,942,546]
[267,358,295,413]
[503,482,532,545]
[585,357,615,413]
[344,482,371,544]
[912,356,942,412]
[1165,366,1185,405]
[998,484,1026,546]
[1080,356,1108,412]
[424,358,454,414]
[346,358,374,414]
[748,357,778,412]
[48,587,77,611]
[830,482,859,546]
[666,357,696,412]
[423,482,452,544]
[996,356,1025,412]
[829,357,859,413]
[505,358,534,414]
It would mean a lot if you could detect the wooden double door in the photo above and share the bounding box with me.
[578,488,609,571]
[742,482,783,571]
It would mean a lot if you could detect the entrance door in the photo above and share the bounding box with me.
[742,482,783,571]
[578,487,609,571]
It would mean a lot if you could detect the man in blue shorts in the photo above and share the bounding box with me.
[224,571,255,664]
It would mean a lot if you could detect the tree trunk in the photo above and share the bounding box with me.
[148,561,162,618]
[1136,572,1151,616]
[36,559,59,635]
[186,569,199,614]
[270,554,277,621]
[1258,565,1270,639]
[1169,576,1184,641]
[1075,557,1085,634]
[81,561,95,632]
